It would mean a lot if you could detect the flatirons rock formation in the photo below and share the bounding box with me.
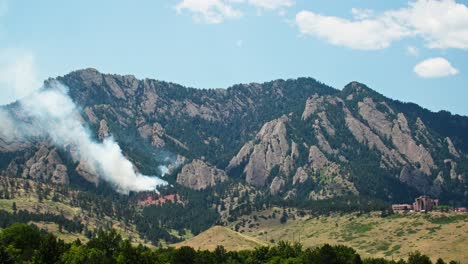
[1,69,467,205]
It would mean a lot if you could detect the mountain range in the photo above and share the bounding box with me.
[0,68,467,243]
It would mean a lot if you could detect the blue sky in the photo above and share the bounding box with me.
[0,0,467,115]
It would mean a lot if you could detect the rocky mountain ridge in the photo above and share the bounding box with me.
[0,69,467,205]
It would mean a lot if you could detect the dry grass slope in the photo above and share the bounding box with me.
[172,226,267,251]
[229,208,468,263]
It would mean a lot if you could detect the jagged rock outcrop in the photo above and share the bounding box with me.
[14,144,70,184]
[227,115,296,187]
[358,97,393,138]
[317,112,335,136]
[75,161,99,185]
[356,97,436,175]
[313,122,335,155]
[269,176,285,195]
[177,160,228,190]
[98,119,109,140]
[392,113,435,175]
[308,146,329,170]
[345,107,405,167]
[137,122,166,148]
[302,95,324,120]
[446,137,461,158]
[292,167,308,185]
[1,69,467,205]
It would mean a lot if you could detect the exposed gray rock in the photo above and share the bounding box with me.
[302,95,323,120]
[98,119,109,140]
[358,97,393,138]
[84,107,98,124]
[284,189,297,200]
[227,141,254,170]
[444,159,459,180]
[269,176,285,195]
[76,161,99,185]
[446,137,461,158]
[292,167,309,185]
[345,108,404,167]
[21,145,69,184]
[313,123,335,155]
[177,159,228,190]
[317,112,336,136]
[229,115,295,187]
[137,122,166,148]
[308,146,329,170]
[392,113,435,175]
[104,75,126,100]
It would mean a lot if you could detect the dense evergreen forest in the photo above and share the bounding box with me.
[0,223,459,264]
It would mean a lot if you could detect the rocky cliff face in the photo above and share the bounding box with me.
[1,143,69,185]
[0,69,467,205]
[227,115,297,187]
[176,159,228,190]
[227,82,467,203]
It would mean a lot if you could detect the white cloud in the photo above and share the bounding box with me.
[351,8,374,20]
[176,0,242,24]
[295,10,410,50]
[248,0,294,10]
[0,49,41,105]
[414,57,459,78]
[175,0,294,23]
[391,0,468,49]
[296,0,468,50]
[407,45,420,56]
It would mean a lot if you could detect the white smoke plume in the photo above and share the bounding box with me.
[2,81,167,193]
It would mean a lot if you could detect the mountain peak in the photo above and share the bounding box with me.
[341,81,386,101]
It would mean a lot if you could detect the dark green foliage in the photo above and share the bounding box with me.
[277,195,390,214]
[34,234,67,264]
[136,188,219,244]
[0,223,452,264]
[0,209,83,233]
[0,223,42,262]
[280,210,288,224]
[407,251,432,264]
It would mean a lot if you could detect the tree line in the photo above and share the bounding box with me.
[0,223,459,264]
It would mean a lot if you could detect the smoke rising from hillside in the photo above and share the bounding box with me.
[1,81,167,193]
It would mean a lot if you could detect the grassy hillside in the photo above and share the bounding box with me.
[172,226,267,251]
[0,177,154,246]
[227,208,467,263]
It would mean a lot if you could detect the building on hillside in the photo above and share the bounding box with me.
[413,195,439,212]
[392,204,412,212]
[392,196,439,212]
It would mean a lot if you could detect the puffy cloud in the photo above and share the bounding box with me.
[295,10,410,50]
[176,0,242,24]
[392,0,468,49]
[414,57,459,78]
[296,0,468,50]
[0,49,41,105]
